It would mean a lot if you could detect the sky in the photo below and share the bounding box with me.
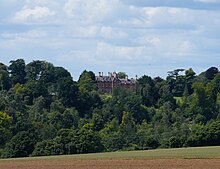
[0,0,220,80]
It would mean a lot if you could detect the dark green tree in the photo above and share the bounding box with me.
[3,131,36,158]
[0,112,12,147]
[76,123,104,153]
[138,75,159,106]
[78,70,97,93]
[117,72,127,79]
[185,68,196,95]
[0,63,11,91]
[8,59,26,85]
[205,67,219,80]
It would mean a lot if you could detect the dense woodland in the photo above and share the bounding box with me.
[0,59,219,158]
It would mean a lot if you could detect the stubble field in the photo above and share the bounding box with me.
[0,146,220,169]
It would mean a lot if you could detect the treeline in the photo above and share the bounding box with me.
[0,59,219,158]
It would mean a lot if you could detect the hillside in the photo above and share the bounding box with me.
[0,59,220,158]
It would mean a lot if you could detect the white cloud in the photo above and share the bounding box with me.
[96,42,152,62]
[58,50,93,63]
[13,6,56,23]
[23,0,61,8]
[137,36,161,46]
[71,26,99,38]
[58,41,153,65]
[116,7,195,29]
[178,40,194,56]
[1,30,47,39]
[142,7,194,26]
[63,0,125,24]
[100,27,128,39]
[1,0,220,78]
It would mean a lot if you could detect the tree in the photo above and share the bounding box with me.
[77,90,102,118]
[8,59,26,85]
[119,112,136,134]
[205,67,219,80]
[161,102,174,128]
[117,72,127,79]
[57,77,79,108]
[138,75,159,106]
[1,59,220,158]
[99,118,123,151]
[62,108,80,129]
[190,82,217,122]
[185,68,196,94]
[3,131,36,158]
[23,80,49,105]
[92,113,104,131]
[48,108,79,130]
[186,121,220,147]
[0,63,11,90]
[158,85,176,108]
[136,121,159,149]
[78,70,97,93]
[76,123,104,153]
[119,112,137,149]
[50,100,65,113]
[124,93,148,123]
[167,69,185,97]
[25,60,45,81]
[0,112,12,147]
[205,120,220,145]
[212,72,220,93]
[32,137,64,156]
[29,96,47,121]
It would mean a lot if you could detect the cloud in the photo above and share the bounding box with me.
[0,0,220,79]
[137,36,161,46]
[141,7,195,28]
[116,7,198,31]
[68,26,99,38]
[1,30,47,40]
[63,0,126,24]
[58,50,93,63]
[96,42,153,63]
[100,27,128,39]
[58,41,153,65]
[122,0,220,10]
[13,6,56,23]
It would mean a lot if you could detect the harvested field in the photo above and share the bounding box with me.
[0,159,220,169]
[1,147,220,169]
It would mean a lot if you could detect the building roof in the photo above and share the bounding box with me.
[96,76,136,84]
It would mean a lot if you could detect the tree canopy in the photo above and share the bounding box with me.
[0,60,219,158]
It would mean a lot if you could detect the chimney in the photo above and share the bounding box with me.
[113,71,117,78]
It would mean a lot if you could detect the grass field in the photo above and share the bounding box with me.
[1,146,220,161]
[0,146,219,169]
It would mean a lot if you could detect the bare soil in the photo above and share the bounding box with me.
[0,159,220,169]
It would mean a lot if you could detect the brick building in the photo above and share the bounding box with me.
[95,72,137,94]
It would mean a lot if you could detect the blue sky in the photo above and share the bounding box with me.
[0,0,220,80]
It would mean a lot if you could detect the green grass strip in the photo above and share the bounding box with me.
[1,146,220,161]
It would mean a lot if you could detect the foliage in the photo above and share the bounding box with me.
[117,72,127,79]
[0,111,12,147]
[2,131,36,158]
[8,59,26,85]
[0,60,219,158]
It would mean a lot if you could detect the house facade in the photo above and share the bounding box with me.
[95,72,137,94]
